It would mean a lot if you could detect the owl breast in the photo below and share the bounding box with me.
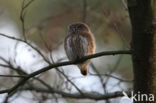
[64,34,89,61]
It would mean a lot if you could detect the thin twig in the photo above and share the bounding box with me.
[20,0,26,40]
[56,69,83,95]
[0,33,50,63]
[90,73,133,82]
[50,54,84,95]
[121,0,128,10]
[0,56,8,63]
[23,0,35,10]
[90,63,110,103]
[20,0,35,40]
[0,75,27,78]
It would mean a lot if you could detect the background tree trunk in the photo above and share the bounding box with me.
[128,0,156,102]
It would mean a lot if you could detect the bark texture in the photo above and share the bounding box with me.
[128,0,156,102]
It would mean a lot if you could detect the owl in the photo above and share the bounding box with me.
[64,22,95,75]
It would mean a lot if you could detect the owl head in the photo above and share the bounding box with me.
[68,22,90,34]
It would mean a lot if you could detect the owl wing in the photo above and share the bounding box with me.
[64,35,75,61]
[64,35,89,61]
[82,32,95,55]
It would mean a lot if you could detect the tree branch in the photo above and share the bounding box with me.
[27,50,132,79]
[0,32,132,99]
[0,33,50,63]
[0,75,26,78]
[90,73,133,82]
[20,0,35,40]
[22,86,131,100]
[0,89,11,94]
[6,50,131,95]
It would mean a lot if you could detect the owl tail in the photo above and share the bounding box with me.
[78,64,88,76]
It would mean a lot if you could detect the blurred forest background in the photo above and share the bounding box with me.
[0,0,132,103]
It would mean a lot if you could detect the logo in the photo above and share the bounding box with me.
[120,91,154,103]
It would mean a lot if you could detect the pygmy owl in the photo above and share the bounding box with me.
[64,22,95,75]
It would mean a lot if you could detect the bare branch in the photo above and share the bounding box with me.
[0,32,132,99]
[5,49,131,95]
[23,0,35,10]
[90,63,110,103]
[0,89,11,94]
[0,75,26,78]
[50,56,84,95]
[20,0,35,40]
[90,73,133,82]
[0,56,8,63]
[22,86,131,100]
[56,69,83,94]
[27,50,131,80]
[0,33,50,63]
[0,64,10,68]
[121,0,128,10]
[0,33,132,95]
